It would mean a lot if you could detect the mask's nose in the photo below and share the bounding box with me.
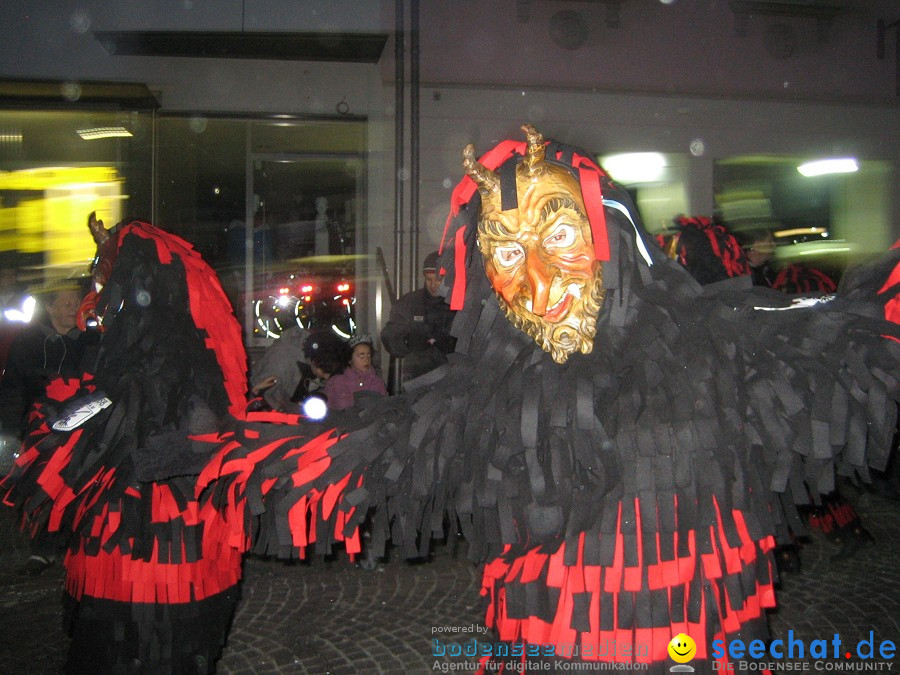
[525,250,553,316]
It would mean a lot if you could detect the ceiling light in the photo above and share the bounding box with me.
[797,158,858,177]
[600,152,666,184]
[76,126,133,140]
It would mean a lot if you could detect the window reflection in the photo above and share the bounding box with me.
[0,110,151,288]
[714,155,893,282]
[0,109,367,350]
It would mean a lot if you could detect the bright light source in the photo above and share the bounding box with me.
[76,126,133,140]
[302,396,328,420]
[600,153,666,184]
[3,295,36,323]
[301,285,313,293]
[797,158,858,177]
[337,283,350,292]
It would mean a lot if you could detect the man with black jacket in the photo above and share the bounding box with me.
[381,251,456,390]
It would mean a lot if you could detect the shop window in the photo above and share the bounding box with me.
[155,115,366,344]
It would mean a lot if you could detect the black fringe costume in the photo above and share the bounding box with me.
[2,134,899,673]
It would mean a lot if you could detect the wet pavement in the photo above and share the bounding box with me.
[1,483,898,674]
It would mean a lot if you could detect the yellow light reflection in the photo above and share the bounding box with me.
[0,166,123,280]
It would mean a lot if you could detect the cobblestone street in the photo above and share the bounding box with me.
[1,487,898,674]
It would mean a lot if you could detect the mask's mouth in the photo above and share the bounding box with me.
[524,281,582,322]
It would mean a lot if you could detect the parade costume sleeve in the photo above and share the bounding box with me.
[227,137,899,673]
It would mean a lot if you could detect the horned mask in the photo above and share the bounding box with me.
[465,125,605,364]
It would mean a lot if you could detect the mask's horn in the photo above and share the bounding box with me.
[463,144,501,203]
[87,211,109,245]
[521,124,547,178]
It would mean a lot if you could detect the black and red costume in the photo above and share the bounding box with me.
[1,221,328,672]
[252,135,898,671]
[2,133,898,674]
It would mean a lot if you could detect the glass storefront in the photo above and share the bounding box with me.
[0,109,367,346]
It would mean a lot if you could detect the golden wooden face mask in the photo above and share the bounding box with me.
[466,125,604,364]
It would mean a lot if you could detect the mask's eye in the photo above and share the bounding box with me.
[494,244,524,269]
[543,223,575,250]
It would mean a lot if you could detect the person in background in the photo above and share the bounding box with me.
[323,333,387,411]
[247,326,311,412]
[0,282,98,575]
[737,227,837,293]
[656,215,751,286]
[301,329,347,397]
[739,227,778,287]
[0,284,95,436]
[381,251,456,391]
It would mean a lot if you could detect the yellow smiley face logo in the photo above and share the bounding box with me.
[667,633,697,663]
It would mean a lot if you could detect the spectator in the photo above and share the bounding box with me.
[0,281,98,574]
[381,251,456,390]
[247,326,311,412]
[739,227,778,287]
[0,283,96,436]
[301,329,347,397]
[323,333,387,411]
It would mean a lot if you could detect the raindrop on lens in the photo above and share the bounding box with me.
[689,139,705,157]
[61,82,82,102]
[189,116,208,133]
[70,10,91,33]
[136,290,151,307]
